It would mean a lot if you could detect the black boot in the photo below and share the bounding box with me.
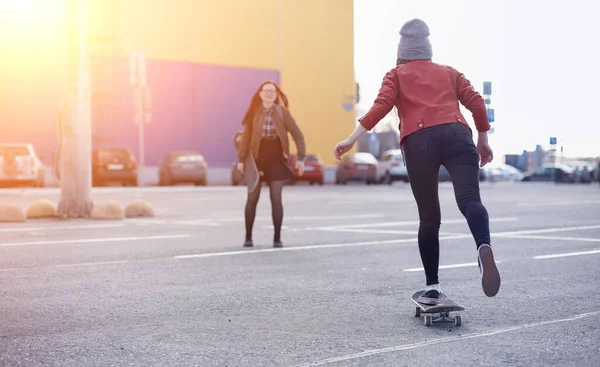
[273,234,283,248]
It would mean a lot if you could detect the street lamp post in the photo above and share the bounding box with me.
[56,0,93,218]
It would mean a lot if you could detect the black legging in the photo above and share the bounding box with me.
[245,180,285,241]
[402,123,491,286]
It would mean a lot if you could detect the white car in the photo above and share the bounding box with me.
[0,143,45,187]
[484,164,524,182]
[378,149,408,184]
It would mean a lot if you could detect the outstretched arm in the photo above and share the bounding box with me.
[358,69,399,131]
[454,70,490,133]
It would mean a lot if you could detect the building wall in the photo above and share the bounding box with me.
[0,0,355,167]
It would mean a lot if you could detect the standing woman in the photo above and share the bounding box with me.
[236,81,306,248]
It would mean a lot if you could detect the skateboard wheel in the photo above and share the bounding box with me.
[454,315,462,326]
[424,315,432,326]
[415,307,421,317]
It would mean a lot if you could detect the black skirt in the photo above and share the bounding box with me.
[256,137,294,183]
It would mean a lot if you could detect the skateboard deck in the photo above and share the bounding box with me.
[411,291,465,326]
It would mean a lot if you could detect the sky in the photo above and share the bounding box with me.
[354,0,600,159]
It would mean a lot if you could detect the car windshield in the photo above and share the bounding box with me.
[175,154,204,162]
[305,155,320,163]
[98,148,130,161]
[353,153,377,164]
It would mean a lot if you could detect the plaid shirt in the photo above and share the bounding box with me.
[261,106,278,138]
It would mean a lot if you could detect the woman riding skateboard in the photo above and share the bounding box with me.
[334,19,501,304]
[237,81,306,248]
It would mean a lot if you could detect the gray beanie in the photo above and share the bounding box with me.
[397,18,432,60]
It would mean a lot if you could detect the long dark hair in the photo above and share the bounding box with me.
[241,80,289,126]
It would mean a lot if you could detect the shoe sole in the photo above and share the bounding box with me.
[417,297,438,305]
[479,244,501,297]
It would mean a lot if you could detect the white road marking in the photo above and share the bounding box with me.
[533,249,600,260]
[307,217,519,231]
[495,224,600,237]
[125,219,170,225]
[404,262,478,272]
[0,234,191,247]
[0,223,126,233]
[174,234,476,260]
[506,235,600,243]
[517,200,600,207]
[169,214,384,226]
[305,227,464,236]
[53,260,131,268]
[174,238,421,259]
[403,261,504,272]
[290,311,600,367]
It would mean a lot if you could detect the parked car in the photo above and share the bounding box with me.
[159,150,208,186]
[484,164,524,182]
[0,143,45,187]
[289,154,324,185]
[335,152,379,185]
[568,161,595,183]
[377,149,408,184]
[521,164,575,183]
[92,147,138,186]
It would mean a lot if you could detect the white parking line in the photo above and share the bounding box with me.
[290,311,600,367]
[534,249,600,260]
[506,235,600,243]
[307,217,519,231]
[174,234,477,260]
[0,234,191,247]
[173,222,600,261]
[53,260,131,268]
[403,262,479,272]
[168,214,385,226]
[0,223,126,233]
[495,224,600,237]
[305,228,462,236]
[174,237,422,259]
[517,200,600,207]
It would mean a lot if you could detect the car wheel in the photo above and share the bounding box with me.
[385,172,393,185]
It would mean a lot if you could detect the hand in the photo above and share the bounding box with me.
[333,139,354,160]
[295,160,305,176]
[237,162,244,172]
[477,142,494,167]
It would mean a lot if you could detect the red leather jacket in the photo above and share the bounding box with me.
[359,60,490,143]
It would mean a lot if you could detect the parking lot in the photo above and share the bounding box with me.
[1,182,599,366]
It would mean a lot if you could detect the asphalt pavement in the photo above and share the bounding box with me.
[1,181,599,366]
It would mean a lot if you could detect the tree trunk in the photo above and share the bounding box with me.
[57,0,93,219]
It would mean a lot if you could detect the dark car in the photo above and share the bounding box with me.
[92,147,138,186]
[521,164,575,183]
[289,154,324,185]
[159,151,208,186]
[335,152,379,185]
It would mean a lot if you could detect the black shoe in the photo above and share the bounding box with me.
[478,244,501,297]
[273,240,283,248]
[417,289,441,305]
[243,239,253,247]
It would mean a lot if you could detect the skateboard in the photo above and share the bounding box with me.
[411,291,465,327]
